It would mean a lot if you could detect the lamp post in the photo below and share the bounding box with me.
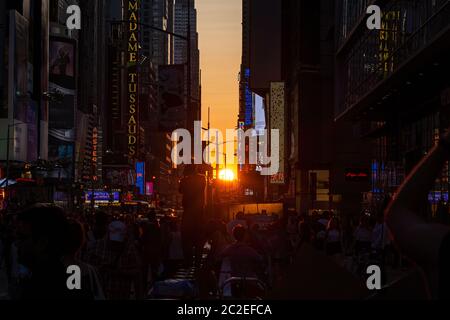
[90,162,96,212]
[205,137,236,211]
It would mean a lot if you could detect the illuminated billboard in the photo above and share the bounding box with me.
[49,37,76,90]
[345,168,370,182]
[379,10,400,78]
[146,182,154,196]
[84,191,120,203]
[136,162,145,195]
[253,93,266,136]
[238,121,245,171]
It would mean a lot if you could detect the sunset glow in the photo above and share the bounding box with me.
[219,168,235,181]
[197,0,242,134]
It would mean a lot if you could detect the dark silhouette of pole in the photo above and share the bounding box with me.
[5,123,11,203]
[216,130,220,180]
[187,0,192,136]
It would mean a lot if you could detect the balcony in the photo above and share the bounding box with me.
[336,0,450,119]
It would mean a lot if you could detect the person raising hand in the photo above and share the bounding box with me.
[385,127,450,299]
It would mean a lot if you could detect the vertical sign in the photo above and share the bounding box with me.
[92,127,98,181]
[379,10,400,78]
[145,182,154,196]
[127,0,139,157]
[136,162,145,195]
[244,68,253,126]
[270,82,285,184]
[238,121,245,171]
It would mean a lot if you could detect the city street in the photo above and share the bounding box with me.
[1,0,450,302]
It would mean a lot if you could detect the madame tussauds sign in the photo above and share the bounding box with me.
[127,0,139,157]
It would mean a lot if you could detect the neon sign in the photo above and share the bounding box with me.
[136,162,145,195]
[345,168,370,182]
[127,0,139,157]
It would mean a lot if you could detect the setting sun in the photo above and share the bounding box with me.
[218,169,235,181]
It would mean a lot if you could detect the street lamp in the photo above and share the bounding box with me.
[199,108,237,215]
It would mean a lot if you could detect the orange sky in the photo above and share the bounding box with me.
[196,0,242,135]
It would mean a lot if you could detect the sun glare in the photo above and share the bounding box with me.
[219,169,235,181]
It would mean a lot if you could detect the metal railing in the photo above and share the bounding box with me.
[338,0,450,116]
[337,0,377,48]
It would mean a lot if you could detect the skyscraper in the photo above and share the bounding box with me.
[140,1,181,205]
[174,0,201,122]
[140,0,174,65]
[237,0,282,202]
[335,0,450,215]
[238,0,251,128]
[77,0,107,184]
[1,1,50,164]
[0,0,51,207]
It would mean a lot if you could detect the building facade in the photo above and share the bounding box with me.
[281,0,373,216]
[335,0,450,219]
[237,0,283,203]
[234,0,371,216]
[0,0,51,208]
[174,0,201,126]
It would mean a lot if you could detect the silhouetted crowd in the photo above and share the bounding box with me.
[200,212,286,299]
[0,205,188,300]
[284,209,404,281]
[0,204,288,300]
[0,198,448,300]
